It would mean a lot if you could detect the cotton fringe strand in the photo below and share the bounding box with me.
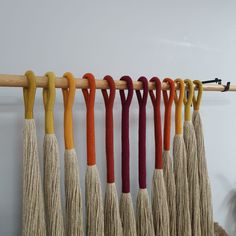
[64,149,84,235]
[22,120,46,236]
[163,150,177,236]
[193,110,214,236]
[152,169,170,236]
[104,183,122,236]
[86,165,104,236]
[43,134,65,235]
[120,192,137,236]
[136,189,154,236]
[173,135,192,235]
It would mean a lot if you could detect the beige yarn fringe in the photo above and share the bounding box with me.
[193,111,214,236]
[86,165,104,236]
[104,183,122,236]
[183,121,201,236]
[120,192,137,236]
[43,134,65,236]
[64,149,84,236]
[163,150,177,236]
[173,135,192,236]
[22,119,46,236]
[152,169,170,236]
[136,188,155,236]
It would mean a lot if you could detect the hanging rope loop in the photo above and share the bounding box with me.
[82,73,96,166]
[184,79,194,121]
[62,72,76,149]
[101,75,116,183]
[174,78,185,135]
[102,75,116,108]
[136,76,148,107]
[82,73,96,109]
[162,78,175,151]
[23,70,36,119]
[119,76,133,108]
[193,80,203,111]
[43,72,56,134]
[149,77,162,169]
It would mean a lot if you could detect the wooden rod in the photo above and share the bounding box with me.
[0,74,235,91]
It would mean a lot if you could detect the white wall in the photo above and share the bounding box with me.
[0,1,236,235]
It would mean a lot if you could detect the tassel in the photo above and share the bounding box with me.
[162,78,177,236]
[149,77,170,236]
[102,75,122,236]
[104,183,122,236]
[173,79,191,236]
[64,149,84,235]
[43,72,64,235]
[119,76,137,236]
[193,110,214,236]
[22,71,46,236]
[62,72,84,235]
[183,79,201,236]
[136,76,155,236]
[82,73,104,235]
[120,193,137,236]
[192,80,214,236]
[22,120,46,236]
[43,134,65,236]
[152,169,170,236]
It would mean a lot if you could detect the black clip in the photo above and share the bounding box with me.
[222,82,230,92]
[202,78,222,85]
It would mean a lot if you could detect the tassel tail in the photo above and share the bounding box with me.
[120,192,137,236]
[86,165,104,236]
[152,169,170,236]
[43,134,65,236]
[64,149,84,236]
[22,119,46,236]
[163,150,177,236]
[193,111,214,236]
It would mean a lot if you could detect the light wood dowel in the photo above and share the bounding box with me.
[0,74,235,91]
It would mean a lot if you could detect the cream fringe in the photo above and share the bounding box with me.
[120,192,137,236]
[173,135,192,236]
[43,134,65,236]
[163,150,177,236]
[104,183,122,236]
[86,165,104,236]
[64,149,84,236]
[183,121,201,236]
[193,111,214,236]
[152,169,170,236]
[136,188,155,236]
[22,119,46,236]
